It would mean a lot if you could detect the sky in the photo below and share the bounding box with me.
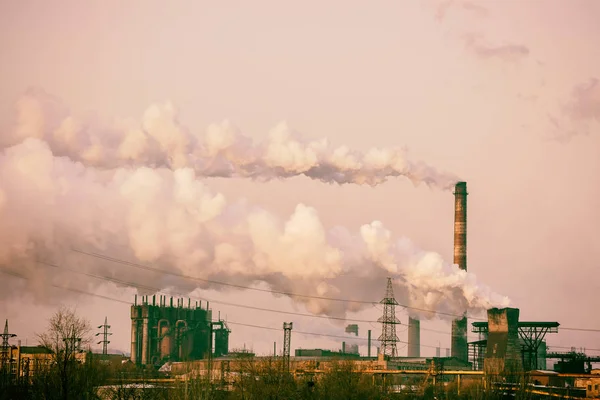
[0,0,599,359]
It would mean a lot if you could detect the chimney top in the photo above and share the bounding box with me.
[454,181,467,194]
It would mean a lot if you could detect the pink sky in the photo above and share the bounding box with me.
[1,0,599,357]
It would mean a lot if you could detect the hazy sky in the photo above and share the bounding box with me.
[1,0,599,358]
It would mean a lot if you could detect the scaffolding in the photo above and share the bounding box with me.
[471,321,559,371]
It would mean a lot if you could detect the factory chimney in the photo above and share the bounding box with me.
[407,317,420,357]
[451,181,468,361]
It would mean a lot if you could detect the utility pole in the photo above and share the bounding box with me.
[283,322,293,372]
[1,320,17,372]
[96,317,112,356]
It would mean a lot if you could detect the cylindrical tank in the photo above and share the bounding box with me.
[175,320,188,360]
[130,319,138,364]
[158,319,171,360]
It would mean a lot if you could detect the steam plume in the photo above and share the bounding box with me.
[0,137,508,319]
[0,88,459,190]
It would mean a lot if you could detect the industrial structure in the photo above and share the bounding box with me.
[96,317,112,356]
[343,324,359,355]
[1,320,17,372]
[130,295,229,366]
[283,322,293,372]
[407,317,420,357]
[451,181,468,362]
[378,278,401,357]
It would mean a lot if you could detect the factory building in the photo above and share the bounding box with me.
[468,308,559,374]
[130,295,230,366]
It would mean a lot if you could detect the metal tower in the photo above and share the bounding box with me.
[1,320,17,370]
[283,322,293,372]
[378,278,400,358]
[95,317,112,356]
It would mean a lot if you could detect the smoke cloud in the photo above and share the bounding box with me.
[0,88,459,190]
[462,33,530,62]
[0,137,509,320]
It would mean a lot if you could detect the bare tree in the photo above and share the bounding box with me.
[33,306,98,400]
[37,305,92,355]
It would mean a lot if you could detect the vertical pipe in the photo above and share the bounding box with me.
[152,295,156,306]
[141,317,149,365]
[407,317,421,357]
[342,342,346,354]
[134,294,137,306]
[274,342,276,357]
[451,181,468,361]
[368,330,372,357]
[130,316,138,364]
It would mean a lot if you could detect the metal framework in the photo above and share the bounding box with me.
[471,321,559,370]
[96,316,112,356]
[283,322,293,372]
[378,278,400,358]
[467,340,487,371]
[546,352,600,363]
[1,320,16,372]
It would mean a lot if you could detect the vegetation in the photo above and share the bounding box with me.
[0,308,584,399]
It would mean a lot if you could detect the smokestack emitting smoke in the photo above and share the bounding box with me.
[0,90,509,322]
[451,181,468,360]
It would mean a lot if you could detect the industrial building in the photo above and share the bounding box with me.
[130,295,229,366]
[468,313,559,373]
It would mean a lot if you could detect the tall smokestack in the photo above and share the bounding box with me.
[451,181,468,361]
[407,317,420,357]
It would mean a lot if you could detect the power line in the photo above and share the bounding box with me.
[4,267,599,353]
[68,250,600,334]
[547,345,600,353]
[0,268,442,349]
[34,258,450,335]
[560,327,600,333]
[72,248,484,320]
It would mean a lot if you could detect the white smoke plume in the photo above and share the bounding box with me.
[0,137,509,320]
[0,88,459,189]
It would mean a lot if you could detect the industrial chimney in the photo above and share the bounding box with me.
[451,181,468,361]
[407,317,420,357]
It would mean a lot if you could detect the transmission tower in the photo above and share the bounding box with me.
[283,322,293,372]
[95,317,112,356]
[378,278,400,358]
[1,320,17,371]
